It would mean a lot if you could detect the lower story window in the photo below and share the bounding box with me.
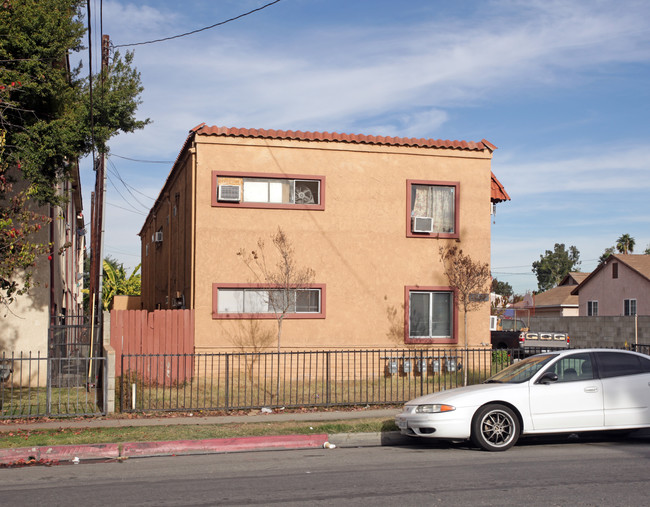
[587,300,598,316]
[213,285,324,318]
[408,290,453,340]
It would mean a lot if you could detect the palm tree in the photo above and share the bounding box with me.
[101,260,141,310]
[616,234,635,255]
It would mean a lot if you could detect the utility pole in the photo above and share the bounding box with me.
[89,34,109,331]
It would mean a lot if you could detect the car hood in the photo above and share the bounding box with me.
[404,383,524,408]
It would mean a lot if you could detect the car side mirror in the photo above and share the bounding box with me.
[538,372,558,385]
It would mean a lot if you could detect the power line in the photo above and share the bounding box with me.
[107,158,155,206]
[115,0,283,48]
[106,200,148,216]
[109,153,173,164]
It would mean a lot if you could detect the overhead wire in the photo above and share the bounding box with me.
[114,0,283,48]
[106,157,154,208]
[109,153,174,164]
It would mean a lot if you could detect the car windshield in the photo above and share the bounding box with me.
[486,354,556,384]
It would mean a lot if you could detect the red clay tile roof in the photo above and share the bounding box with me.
[192,124,509,202]
[491,173,510,202]
[192,123,496,152]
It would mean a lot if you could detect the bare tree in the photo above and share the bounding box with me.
[439,245,492,385]
[237,227,316,353]
[229,320,275,382]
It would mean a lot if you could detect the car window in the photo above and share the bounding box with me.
[595,351,650,378]
[544,353,593,382]
[488,354,555,383]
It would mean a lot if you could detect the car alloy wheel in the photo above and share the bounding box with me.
[471,403,520,452]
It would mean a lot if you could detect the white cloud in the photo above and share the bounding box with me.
[80,0,650,293]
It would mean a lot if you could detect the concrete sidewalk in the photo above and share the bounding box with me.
[0,408,408,466]
[0,407,399,431]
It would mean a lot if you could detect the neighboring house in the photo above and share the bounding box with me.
[571,255,650,316]
[2,164,85,361]
[139,125,509,352]
[530,272,589,317]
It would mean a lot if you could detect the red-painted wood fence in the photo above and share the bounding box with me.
[110,310,194,382]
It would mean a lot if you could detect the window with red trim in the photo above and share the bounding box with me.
[213,284,325,319]
[405,286,457,343]
[212,171,325,210]
[407,180,459,238]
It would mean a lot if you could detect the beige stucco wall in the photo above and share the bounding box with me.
[112,295,142,310]
[180,136,493,352]
[578,260,650,316]
[2,173,85,385]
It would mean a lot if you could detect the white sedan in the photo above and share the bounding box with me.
[395,348,650,451]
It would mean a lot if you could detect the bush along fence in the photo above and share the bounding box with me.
[118,348,512,413]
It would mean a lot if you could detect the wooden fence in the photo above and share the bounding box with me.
[109,310,194,382]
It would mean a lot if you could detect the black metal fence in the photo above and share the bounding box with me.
[119,348,511,413]
[0,352,106,419]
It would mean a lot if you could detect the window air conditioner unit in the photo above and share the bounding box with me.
[154,231,163,243]
[218,184,241,202]
[412,216,434,233]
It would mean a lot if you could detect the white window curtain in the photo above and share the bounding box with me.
[411,185,455,233]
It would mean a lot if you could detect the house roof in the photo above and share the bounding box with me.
[192,123,497,152]
[559,271,589,286]
[571,254,650,295]
[491,173,510,202]
[191,124,510,202]
[533,285,578,308]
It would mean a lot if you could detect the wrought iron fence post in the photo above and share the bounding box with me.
[419,349,424,396]
[225,354,230,411]
[45,351,51,416]
[325,351,330,406]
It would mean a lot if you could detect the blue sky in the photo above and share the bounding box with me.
[77,0,650,294]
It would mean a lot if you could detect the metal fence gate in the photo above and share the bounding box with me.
[0,314,107,419]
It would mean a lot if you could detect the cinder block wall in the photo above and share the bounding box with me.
[527,316,649,348]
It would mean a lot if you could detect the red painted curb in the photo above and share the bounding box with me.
[0,434,329,464]
[122,434,329,457]
[0,443,120,464]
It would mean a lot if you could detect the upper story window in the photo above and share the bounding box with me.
[407,180,459,238]
[612,262,619,278]
[212,171,325,210]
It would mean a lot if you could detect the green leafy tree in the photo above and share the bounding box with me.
[532,243,580,292]
[491,278,513,299]
[645,245,650,255]
[101,259,141,311]
[616,234,635,255]
[599,246,615,264]
[0,0,149,306]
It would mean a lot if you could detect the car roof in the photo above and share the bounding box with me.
[548,348,646,357]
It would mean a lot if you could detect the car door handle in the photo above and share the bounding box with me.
[584,386,599,393]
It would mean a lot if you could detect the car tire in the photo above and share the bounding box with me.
[471,404,520,452]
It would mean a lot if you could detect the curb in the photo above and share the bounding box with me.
[0,431,410,465]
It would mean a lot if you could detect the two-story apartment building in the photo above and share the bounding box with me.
[139,125,509,352]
